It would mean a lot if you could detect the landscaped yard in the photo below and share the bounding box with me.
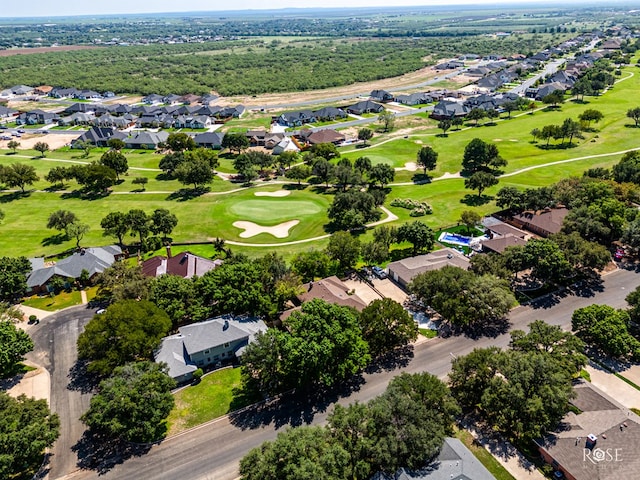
[23,289,83,311]
[167,367,255,436]
[454,427,516,480]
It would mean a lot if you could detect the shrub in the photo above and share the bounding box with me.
[390,198,433,216]
[192,368,203,384]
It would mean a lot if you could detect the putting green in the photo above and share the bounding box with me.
[228,199,323,223]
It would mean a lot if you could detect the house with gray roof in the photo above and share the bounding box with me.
[387,248,470,288]
[395,92,432,106]
[27,245,122,293]
[346,100,385,115]
[123,131,169,149]
[430,100,469,120]
[11,85,34,95]
[154,316,268,383]
[371,437,495,480]
[194,131,225,149]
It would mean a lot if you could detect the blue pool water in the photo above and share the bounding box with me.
[438,232,473,246]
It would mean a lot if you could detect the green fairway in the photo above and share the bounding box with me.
[229,198,323,222]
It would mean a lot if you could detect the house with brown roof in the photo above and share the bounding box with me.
[34,85,53,95]
[481,235,528,254]
[387,248,470,288]
[301,129,346,145]
[510,207,569,238]
[142,249,222,278]
[535,380,640,480]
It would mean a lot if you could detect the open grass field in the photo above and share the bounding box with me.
[1,66,639,259]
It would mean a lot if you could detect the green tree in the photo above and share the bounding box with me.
[107,137,126,151]
[95,262,150,302]
[46,209,78,238]
[0,256,31,302]
[626,106,640,127]
[175,157,214,189]
[510,320,587,374]
[377,110,395,132]
[100,150,128,180]
[502,100,518,119]
[464,171,499,198]
[550,232,611,273]
[240,329,290,396]
[467,107,486,126]
[276,150,298,170]
[44,166,71,187]
[578,108,603,128]
[127,208,151,248]
[291,249,332,282]
[542,89,564,107]
[524,238,572,283]
[222,132,250,154]
[240,426,349,480]
[460,210,481,235]
[0,392,60,479]
[560,118,582,145]
[310,142,340,160]
[165,132,196,152]
[311,157,335,187]
[66,222,89,248]
[326,402,374,480]
[416,145,438,175]
[132,176,148,190]
[496,186,524,212]
[75,163,117,193]
[100,211,129,245]
[2,163,39,193]
[284,164,311,185]
[149,274,203,328]
[613,150,640,184]
[0,320,34,377]
[75,140,94,159]
[77,300,171,375]
[396,221,434,256]
[33,141,49,158]
[159,151,185,176]
[359,298,418,358]
[326,231,361,273]
[449,347,502,410]
[328,190,379,231]
[461,138,505,174]
[81,361,175,442]
[437,118,452,135]
[357,127,374,146]
[6,140,19,154]
[354,156,372,174]
[150,208,178,243]
[572,304,640,359]
[361,240,390,266]
[367,163,395,188]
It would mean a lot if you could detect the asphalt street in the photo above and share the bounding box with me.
[27,305,96,480]
[58,266,640,480]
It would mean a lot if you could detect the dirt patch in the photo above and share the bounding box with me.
[218,66,446,107]
[0,133,80,151]
[0,45,100,57]
[233,220,299,238]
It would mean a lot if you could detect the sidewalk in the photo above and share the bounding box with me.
[460,420,545,480]
[5,360,51,404]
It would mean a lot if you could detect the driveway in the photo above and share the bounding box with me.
[372,278,408,304]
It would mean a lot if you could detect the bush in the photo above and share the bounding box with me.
[28,314,38,323]
[192,368,203,383]
[390,198,433,216]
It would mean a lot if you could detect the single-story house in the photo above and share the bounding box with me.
[370,89,394,102]
[297,276,367,311]
[535,380,640,480]
[27,245,123,293]
[75,89,101,100]
[123,131,169,150]
[264,133,285,149]
[50,87,79,99]
[180,94,201,105]
[371,437,495,480]
[72,126,117,147]
[10,85,34,95]
[346,100,384,115]
[15,110,59,125]
[277,110,317,127]
[481,234,528,254]
[194,131,225,149]
[313,106,348,121]
[143,93,164,104]
[434,60,464,70]
[34,85,53,95]
[154,316,268,383]
[142,249,223,278]
[534,82,566,101]
[387,248,470,289]
[0,106,17,118]
[510,207,569,237]
[430,100,469,120]
[395,92,432,106]
[58,112,95,126]
[163,94,182,104]
[302,128,345,145]
[200,94,219,105]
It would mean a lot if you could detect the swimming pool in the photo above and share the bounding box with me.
[438,232,473,246]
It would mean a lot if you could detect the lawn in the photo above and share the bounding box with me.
[167,367,255,436]
[22,289,83,311]
[454,427,516,480]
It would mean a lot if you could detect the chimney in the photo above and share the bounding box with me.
[223,319,229,330]
[166,245,172,258]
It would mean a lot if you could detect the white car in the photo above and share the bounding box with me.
[96,308,106,315]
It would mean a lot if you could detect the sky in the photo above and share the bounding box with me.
[1,0,586,18]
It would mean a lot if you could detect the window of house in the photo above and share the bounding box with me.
[204,349,210,354]
[223,342,230,348]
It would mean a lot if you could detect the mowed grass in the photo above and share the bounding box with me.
[22,290,83,311]
[454,427,516,480]
[167,367,247,436]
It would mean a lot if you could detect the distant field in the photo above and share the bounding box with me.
[0,45,100,56]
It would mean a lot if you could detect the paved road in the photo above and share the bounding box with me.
[509,58,566,96]
[61,266,640,480]
[27,305,97,480]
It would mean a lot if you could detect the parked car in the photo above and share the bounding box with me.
[0,135,10,140]
[372,266,387,279]
[17,129,25,133]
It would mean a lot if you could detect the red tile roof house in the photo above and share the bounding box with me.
[142,249,222,278]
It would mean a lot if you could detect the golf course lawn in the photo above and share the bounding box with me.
[2,65,640,259]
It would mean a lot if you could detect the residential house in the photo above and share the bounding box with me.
[601,38,622,51]
[10,85,34,95]
[123,131,169,149]
[430,100,469,120]
[142,249,222,278]
[0,106,17,118]
[346,100,384,115]
[465,66,492,77]
[510,207,569,237]
[546,70,576,89]
[535,381,640,480]
[75,89,101,100]
[180,94,201,105]
[246,129,267,146]
[111,104,132,116]
[154,316,268,383]
[62,102,96,115]
[313,106,348,121]
[194,131,225,149]
[301,128,345,145]
[58,112,95,126]
[215,105,245,119]
[34,85,53,95]
[196,105,222,117]
[434,60,464,70]
[72,126,118,148]
[272,137,300,155]
[277,110,317,127]
[264,133,285,149]
[387,248,470,289]
[163,93,182,104]
[371,437,495,480]
[15,109,59,125]
[481,235,527,254]
[27,245,123,293]
[93,113,136,129]
[50,87,79,99]
[534,82,566,101]
[143,93,164,104]
[370,89,394,102]
[395,92,432,106]
[200,94,219,105]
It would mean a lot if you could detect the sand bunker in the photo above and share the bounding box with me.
[396,162,418,172]
[254,190,291,197]
[233,220,299,238]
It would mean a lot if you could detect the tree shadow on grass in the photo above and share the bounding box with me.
[412,173,431,184]
[60,190,110,201]
[282,183,308,191]
[229,374,365,431]
[624,124,640,129]
[364,344,414,374]
[67,359,100,394]
[72,430,152,475]
[460,194,492,206]
[535,143,578,151]
[166,187,209,202]
[0,191,30,203]
[41,233,67,247]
